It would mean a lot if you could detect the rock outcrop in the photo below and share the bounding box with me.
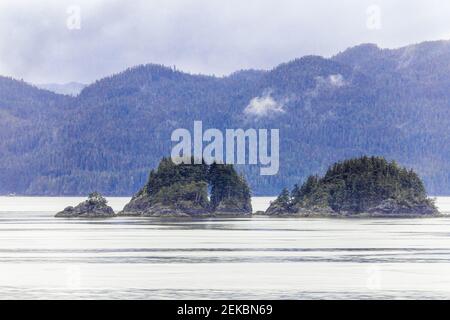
[365,199,439,216]
[266,202,336,217]
[55,192,115,218]
[213,198,252,216]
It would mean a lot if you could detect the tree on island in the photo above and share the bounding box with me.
[267,188,293,214]
[208,162,252,212]
[88,191,108,205]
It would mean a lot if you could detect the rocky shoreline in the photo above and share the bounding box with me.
[117,194,253,218]
[263,199,441,218]
[259,209,444,218]
[55,196,443,219]
[118,196,211,217]
[56,196,442,219]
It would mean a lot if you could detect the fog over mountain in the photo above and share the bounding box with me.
[0,40,450,196]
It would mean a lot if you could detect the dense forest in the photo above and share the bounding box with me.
[0,40,450,196]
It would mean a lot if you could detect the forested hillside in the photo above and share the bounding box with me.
[1,40,449,196]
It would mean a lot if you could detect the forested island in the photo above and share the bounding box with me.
[265,156,439,217]
[118,158,252,217]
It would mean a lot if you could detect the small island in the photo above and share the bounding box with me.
[119,158,252,217]
[55,192,115,218]
[265,156,440,217]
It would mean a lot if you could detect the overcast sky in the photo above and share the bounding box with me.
[0,0,449,84]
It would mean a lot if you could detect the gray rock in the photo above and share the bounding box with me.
[264,201,336,217]
[365,198,440,217]
[118,195,211,217]
[290,205,337,217]
[143,202,211,217]
[117,193,152,216]
[55,192,115,218]
[253,211,266,215]
[213,198,252,216]
[265,201,294,216]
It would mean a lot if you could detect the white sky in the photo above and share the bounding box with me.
[0,0,449,84]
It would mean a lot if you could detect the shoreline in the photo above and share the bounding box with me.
[57,211,448,219]
[1,196,449,217]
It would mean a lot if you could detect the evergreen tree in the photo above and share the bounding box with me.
[208,162,251,210]
[88,191,107,205]
[273,188,292,210]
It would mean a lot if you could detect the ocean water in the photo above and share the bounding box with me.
[0,196,449,300]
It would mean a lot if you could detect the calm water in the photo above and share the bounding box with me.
[0,196,450,300]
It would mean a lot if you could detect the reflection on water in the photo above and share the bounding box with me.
[0,197,450,299]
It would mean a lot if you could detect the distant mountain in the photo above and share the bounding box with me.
[36,82,86,96]
[0,40,450,196]
[334,40,450,90]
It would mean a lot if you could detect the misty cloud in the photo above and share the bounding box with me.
[307,73,348,99]
[328,74,346,87]
[244,93,285,118]
[0,0,449,83]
